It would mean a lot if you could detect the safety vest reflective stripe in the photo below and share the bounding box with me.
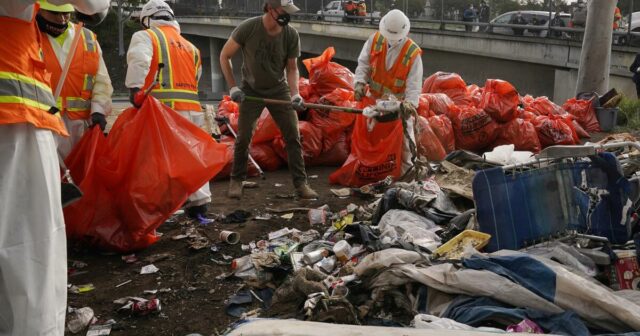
[0,71,56,108]
[81,28,97,52]
[402,43,420,66]
[83,74,95,91]
[372,32,385,53]
[150,89,199,102]
[65,97,91,111]
[148,27,173,87]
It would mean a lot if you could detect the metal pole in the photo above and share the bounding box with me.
[369,0,373,24]
[440,0,444,30]
[304,0,307,15]
[548,0,552,39]
[627,0,633,46]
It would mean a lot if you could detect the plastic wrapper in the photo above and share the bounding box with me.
[480,79,520,122]
[303,47,355,96]
[64,97,228,252]
[562,98,601,133]
[493,118,541,153]
[416,116,447,161]
[449,106,499,151]
[377,209,441,252]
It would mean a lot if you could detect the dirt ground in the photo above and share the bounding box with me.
[64,166,362,336]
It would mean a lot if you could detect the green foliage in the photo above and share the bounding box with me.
[618,97,640,130]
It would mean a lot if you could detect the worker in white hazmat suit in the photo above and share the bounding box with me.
[353,9,423,174]
[125,0,212,221]
[37,0,113,158]
[0,1,109,334]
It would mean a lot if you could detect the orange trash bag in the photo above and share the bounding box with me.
[330,116,404,187]
[524,96,564,116]
[562,98,601,133]
[303,47,355,96]
[480,79,520,122]
[493,118,541,153]
[421,93,455,116]
[64,97,228,252]
[213,136,259,180]
[252,108,282,144]
[416,116,447,161]
[417,94,432,118]
[428,114,455,153]
[450,106,499,151]
[532,114,578,147]
[273,121,324,164]
[309,132,351,167]
[422,72,471,106]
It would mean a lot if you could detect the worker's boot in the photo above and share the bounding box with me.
[186,204,213,224]
[227,179,243,199]
[296,183,319,199]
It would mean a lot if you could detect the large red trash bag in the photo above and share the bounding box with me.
[299,77,312,100]
[310,88,357,151]
[252,108,282,144]
[330,116,404,187]
[250,142,283,171]
[572,119,590,138]
[450,106,499,151]
[524,96,564,116]
[532,114,578,147]
[214,136,260,180]
[416,116,447,161]
[309,132,351,166]
[218,95,238,117]
[493,118,541,153]
[480,79,520,122]
[421,93,455,116]
[562,98,601,133]
[428,114,455,153]
[64,97,228,252]
[417,94,432,118]
[468,84,484,107]
[303,47,355,96]
[422,72,471,106]
[273,121,324,164]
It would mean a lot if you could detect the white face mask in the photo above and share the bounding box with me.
[387,37,405,48]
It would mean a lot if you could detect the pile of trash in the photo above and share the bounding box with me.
[219,136,640,335]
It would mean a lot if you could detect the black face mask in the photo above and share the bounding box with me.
[36,14,69,37]
[271,11,290,26]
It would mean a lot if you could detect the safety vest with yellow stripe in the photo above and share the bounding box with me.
[0,10,67,136]
[142,25,202,112]
[368,32,422,99]
[41,23,100,120]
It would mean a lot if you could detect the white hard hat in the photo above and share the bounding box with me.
[379,9,410,43]
[141,0,174,20]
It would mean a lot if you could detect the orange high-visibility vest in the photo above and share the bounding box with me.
[142,25,201,112]
[614,7,622,29]
[41,23,100,120]
[357,3,366,16]
[368,32,422,99]
[0,8,67,136]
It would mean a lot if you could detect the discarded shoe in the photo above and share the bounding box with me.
[228,179,243,199]
[296,184,319,199]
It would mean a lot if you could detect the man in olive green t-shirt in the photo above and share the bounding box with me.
[220,0,318,200]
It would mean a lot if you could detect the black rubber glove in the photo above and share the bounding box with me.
[129,87,142,108]
[90,113,107,131]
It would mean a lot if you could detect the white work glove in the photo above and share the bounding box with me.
[230,86,245,103]
[362,106,380,118]
[354,82,366,101]
[291,94,305,111]
[375,99,402,113]
[636,67,640,73]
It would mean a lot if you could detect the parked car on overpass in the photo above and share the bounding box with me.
[490,10,571,38]
[316,0,381,23]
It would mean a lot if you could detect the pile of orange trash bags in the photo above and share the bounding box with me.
[417,71,601,156]
[215,47,359,180]
[63,97,228,252]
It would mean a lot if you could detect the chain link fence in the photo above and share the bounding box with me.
[172,0,640,46]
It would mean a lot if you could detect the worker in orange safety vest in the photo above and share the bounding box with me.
[38,0,113,158]
[126,0,212,221]
[353,9,423,175]
[0,1,109,334]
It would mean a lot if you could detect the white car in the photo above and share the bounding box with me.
[316,0,381,23]
[490,10,571,37]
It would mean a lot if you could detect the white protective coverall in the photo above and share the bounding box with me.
[354,35,423,174]
[47,23,113,158]
[0,3,109,335]
[125,19,211,208]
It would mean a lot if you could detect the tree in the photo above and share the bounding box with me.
[113,0,143,56]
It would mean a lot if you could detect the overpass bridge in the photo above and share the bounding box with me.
[178,16,639,102]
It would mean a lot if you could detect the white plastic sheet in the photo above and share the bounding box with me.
[378,210,441,251]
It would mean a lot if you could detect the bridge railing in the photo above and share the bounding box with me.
[172,0,640,48]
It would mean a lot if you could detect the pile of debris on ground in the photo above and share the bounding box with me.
[219,137,640,335]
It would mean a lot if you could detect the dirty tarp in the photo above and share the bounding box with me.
[377,210,441,252]
[491,250,640,333]
[354,249,425,278]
